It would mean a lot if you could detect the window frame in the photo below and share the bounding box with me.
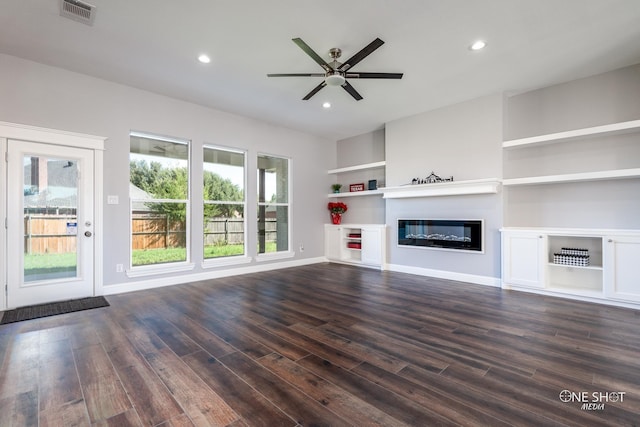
[128,131,193,275]
[256,152,293,260]
[202,144,250,268]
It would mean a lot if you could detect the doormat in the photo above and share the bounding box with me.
[0,296,109,325]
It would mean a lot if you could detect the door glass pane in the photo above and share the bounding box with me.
[23,156,78,282]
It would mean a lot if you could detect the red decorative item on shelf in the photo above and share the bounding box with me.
[349,183,365,192]
[328,202,348,224]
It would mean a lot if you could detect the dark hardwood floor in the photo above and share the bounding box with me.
[1,263,639,426]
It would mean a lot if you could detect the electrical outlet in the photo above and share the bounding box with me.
[299,243,304,252]
[116,264,124,273]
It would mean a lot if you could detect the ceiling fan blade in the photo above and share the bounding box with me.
[292,38,332,72]
[267,73,325,77]
[341,81,363,101]
[346,72,403,79]
[302,81,327,100]
[338,38,385,72]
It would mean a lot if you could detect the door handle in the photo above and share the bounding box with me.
[84,231,92,237]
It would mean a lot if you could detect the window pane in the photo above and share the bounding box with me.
[257,154,289,254]
[204,205,245,259]
[204,146,245,259]
[131,202,187,266]
[257,155,288,203]
[203,147,244,200]
[257,205,288,254]
[130,132,189,267]
[130,134,188,199]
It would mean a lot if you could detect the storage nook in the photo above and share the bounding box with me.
[324,224,386,269]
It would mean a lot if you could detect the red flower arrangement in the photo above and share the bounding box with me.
[327,202,348,214]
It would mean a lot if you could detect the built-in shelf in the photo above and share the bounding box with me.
[382,178,500,199]
[327,161,386,174]
[328,189,384,198]
[502,119,640,149]
[502,168,640,186]
[548,263,603,272]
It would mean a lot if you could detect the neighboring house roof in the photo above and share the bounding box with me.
[130,182,155,212]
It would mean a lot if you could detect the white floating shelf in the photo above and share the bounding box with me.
[382,178,500,199]
[502,168,640,186]
[503,119,640,149]
[327,189,384,198]
[327,161,386,174]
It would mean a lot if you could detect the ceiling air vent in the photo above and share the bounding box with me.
[60,0,96,26]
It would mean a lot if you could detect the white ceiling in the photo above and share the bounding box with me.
[1,0,639,140]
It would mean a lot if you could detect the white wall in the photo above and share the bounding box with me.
[384,94,504,283]
[0,54,334,289]
[504,63,640,229]
[333,129,386,225]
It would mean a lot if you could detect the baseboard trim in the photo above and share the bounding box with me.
[103,257,326,296]
[503,283,640,310]
[386,264,501,287]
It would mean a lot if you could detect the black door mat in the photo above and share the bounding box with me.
[0,296,109,325]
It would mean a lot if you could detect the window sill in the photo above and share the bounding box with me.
[126,262,195,278]
[201,256,253,269]
[255,251,296,262]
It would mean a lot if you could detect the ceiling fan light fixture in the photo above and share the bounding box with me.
[325,74,346,87]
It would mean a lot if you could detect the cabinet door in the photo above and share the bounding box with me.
[324,226,342,261]
[361,227,383,267]
[604,236,640,302]
[502,232,545,289]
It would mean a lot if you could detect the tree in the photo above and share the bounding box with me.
[130,160,244,221]
[203,170,244,219]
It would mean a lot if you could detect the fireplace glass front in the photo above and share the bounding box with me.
[398,219,482,252]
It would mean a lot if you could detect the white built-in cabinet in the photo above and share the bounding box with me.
[501,228,640,307]
[324,224,386,269]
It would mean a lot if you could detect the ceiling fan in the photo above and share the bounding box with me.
[267,37,403,101]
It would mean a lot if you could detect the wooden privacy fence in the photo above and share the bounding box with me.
[132,214,186,250]
[24,215,277,254]
[204,217,277,246]
[24,215,77,255]
[204,218,245,246]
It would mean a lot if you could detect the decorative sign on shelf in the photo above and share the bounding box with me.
[349,183,365,192]
[411,171,454,185]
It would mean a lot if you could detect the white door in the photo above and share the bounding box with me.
[361,227,383,267]
[7,140,95,308]
[604,235,640,303]
[502,231,546,289]
[324,225,343,261]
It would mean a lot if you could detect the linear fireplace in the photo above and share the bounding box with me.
[398,219,483,252]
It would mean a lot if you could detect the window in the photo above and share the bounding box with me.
[257,154,289,254]
[203,146,246,259]
[129,132,189,267]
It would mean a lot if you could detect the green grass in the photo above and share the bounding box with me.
[24,242,280,270]
[24,253,77,277]
[204,244,245,258]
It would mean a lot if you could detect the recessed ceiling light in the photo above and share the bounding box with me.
[469,40,487,51]
[197,54,211,64]
[322,102,331,109]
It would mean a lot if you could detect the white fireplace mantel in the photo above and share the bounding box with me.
[382,178,501,199]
